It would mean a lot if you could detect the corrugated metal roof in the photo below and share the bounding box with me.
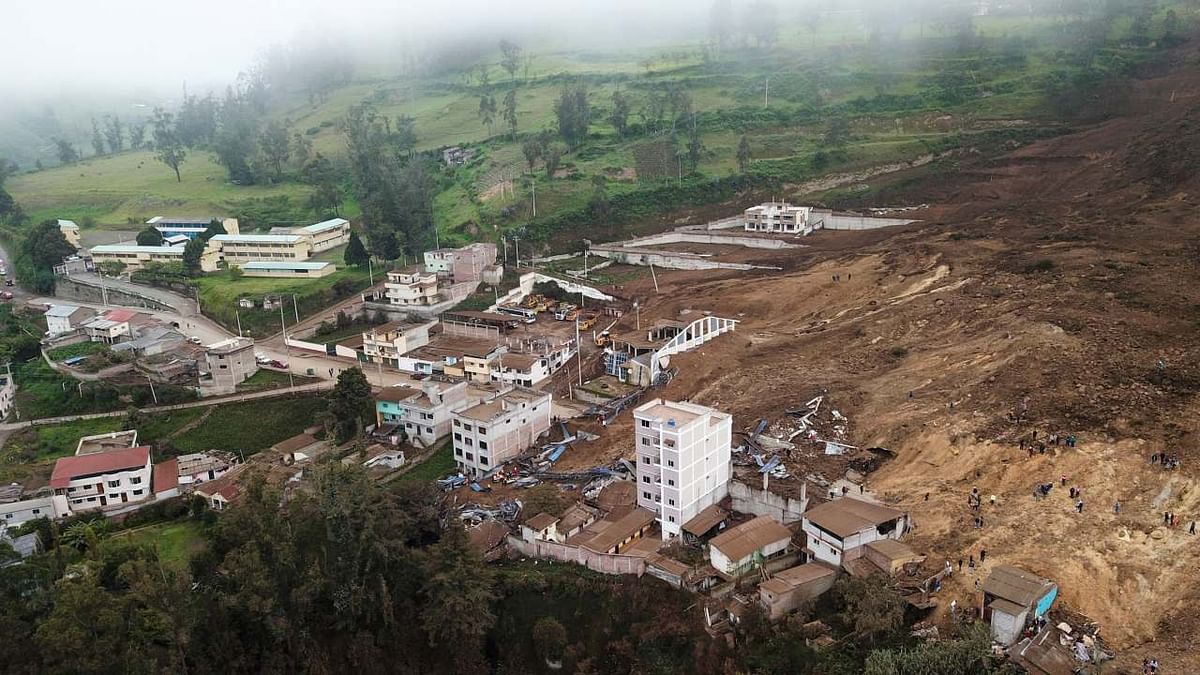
[298,218,348,234]
[44,304,82,317]
[803,497,905,539]
[982,565,1056,607]
[212,234,302,244]
[710,515,793,562]
[90,244,184,255]
[241,261,332,270]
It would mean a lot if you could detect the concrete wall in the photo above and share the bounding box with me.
[821,213,916,231]
[730,480,808,524]
[506,535,646,576]
[625,231,800,250]
[589,246,768,271]
[54,278,175,312]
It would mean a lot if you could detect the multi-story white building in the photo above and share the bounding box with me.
[451,387,551,478]
[375,380,473,447]
[0,495,71,528]
[384,266,440,306]
[743,202,815,235]
[50,445,154,510]
[424,243,498,283]
[44,304,94,336]
[294,218,350,252]
[209,234,313,266]
[634,398,733,539]
[361,320,436,367]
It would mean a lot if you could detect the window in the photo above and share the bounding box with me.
[465,452,474,461]
[454,419,461,427]
[668,516,675,523]
[478,426,487,435]
[668,499,675,506]
[668,479,675,487]
[133,489,144,496]
[642,476,650,484]
[455,448,463,457]
[641,437,649,446]
[480,456,489,466]
[107,480,120,488]
[643,491,651,500]
[130,477,142,485]
[667,460,675,468]
[454,433,462,441]
[426,427,433,435]
[642,457,651,464]
[479,441,488,450]
[640,419,650,428]
[464,424,473,432]
[465,438,473,446]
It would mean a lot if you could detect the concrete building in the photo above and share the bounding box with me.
[44,304,94,335]
[81,309,136,344]
[209,234,313,266]
[981,566,1058,646]
[801,497,909,568]
[58,219,81,248]
[398,339,504,378]
[175,451,238,486]
[424,243,498,283]
[759,563,838,619]
[375,380,471,448]
[633,399,733,539]
[241,261,336,278]
[743,202,814,235]
[0,373,14,420]
[148,216,240,240]
[361,320,436,367]
[0,495,71,528]
[50,445,153,510]
[295,218,350,252]
[708,515,794,579]
[89,244,219,272]
[451,387,551,478]
[202,337,258,392]
[384,266,440,306]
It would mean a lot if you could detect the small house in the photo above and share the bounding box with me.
[759,563,838,619]
[522,513,561,543]
[981,565,1058,646]
[801,497,909,568]
[708,515,794,579]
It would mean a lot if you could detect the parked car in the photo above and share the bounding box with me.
[0,291,13,300]
[5,279,13,286]
[188,336,203,344]
[269,359,288,369]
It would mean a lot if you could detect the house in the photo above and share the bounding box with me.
[58,219,81,248]
[76,308,139,345]
[148,216,240,240]
[384,266,439,306]
[0,495,71,528]
[50,446,153,510]
[708,515,794,579]
[194,468,245,511]
[399,339,504,379]
[759,563,839,619]
[557,503,599,539]
[451,387,552,478]
[241,261,336,278]
[467,519,510,562]
[801,497,909,568]
[175,451,239,486]
[293,218,350,252]
[110,326,186,358]
[0,374,14,420]
[490,352,552,387]
[89,244,219,272]
[162,234,190,247]
[743,202,815,235]
[0,531,43,561]
[272,434,329,463]
[44,304,94,335]
[634,399,733,539]
[522,512,561,543]
[861,539,923,575]
[572,507,657,555]
[76,430,138,455]
[209,233,313,267]
[152,458,180,500]
[361,320,436,367]
[201,337,258,393]
[375,380,471,448]
[981,565,1058,646]
[681,504,729,543]
[423,243,497,283]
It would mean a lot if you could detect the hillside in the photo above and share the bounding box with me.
[573,38,1200,670]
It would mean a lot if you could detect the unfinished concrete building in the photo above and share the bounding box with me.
[743,202,814,235]
[634,399,733,539]
[451,387,551,478]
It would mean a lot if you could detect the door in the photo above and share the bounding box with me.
[121,493,128,503]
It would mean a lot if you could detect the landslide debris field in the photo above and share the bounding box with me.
[565,45,1200,669]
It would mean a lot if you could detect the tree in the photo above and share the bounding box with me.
[521,137,543,173]
[609,90,631,138]
[420,526,496,671]
[90,118,106,156]
[344,231,369,266]
[136,227,164,246]
[499,40,522,81]
[22,219,76,269]
[54,138,79,165]
[128,121,147,150]
[303,152,343,216]
[588,175,611,218]
[292,132,312,168]
[746,1,780,49]
[555,84,591,148]
[824,117,851,148]
[151,108,186,182]
[213,92,260,184]
[478,95,497,136]
[686,114,704,171]
[0,159,20,224]
[863,622,993,675]
[326,367,373,443]
[36,574,128,672]
[502,89,518,139]
[737,135,752,172]
[103,115,124,153]
[709,0,735,56]
[544,144,563,179]
[532,617,567,666]
[202,219,227,240]
[835,576,905,645]
[258,120,291,179]
[182,237,207,274]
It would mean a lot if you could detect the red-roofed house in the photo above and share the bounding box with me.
[195,468,245,511]
[153,458,180,500]
[50,446,153,510]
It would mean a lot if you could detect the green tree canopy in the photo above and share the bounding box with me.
[344,230,369,266]
[325,367,373,442]
[136,227,164,246]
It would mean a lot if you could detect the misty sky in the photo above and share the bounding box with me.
[4,0,711,94]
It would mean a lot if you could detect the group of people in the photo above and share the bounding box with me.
[1142,658,1161,673]
[1020,430,1078,457]
[1150,453,1181,471]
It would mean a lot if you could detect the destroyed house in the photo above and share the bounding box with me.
[708,515,794,579]
[981,565,1058,646]
[759,563,838,619]
[801,497,908,568]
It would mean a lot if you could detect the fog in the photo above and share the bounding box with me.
[3,0,716,94]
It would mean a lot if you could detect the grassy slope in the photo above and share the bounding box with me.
[112,520,206,567]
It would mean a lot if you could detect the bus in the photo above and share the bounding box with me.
[497,304,537,323]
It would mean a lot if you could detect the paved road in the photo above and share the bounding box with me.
[0,380,333,432]
[64,272,202,316]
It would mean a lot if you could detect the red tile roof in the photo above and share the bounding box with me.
[103,308,137,323]
[153,458,179,494]
[50,446,150,488]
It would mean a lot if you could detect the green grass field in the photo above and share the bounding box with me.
[197,264,372,337]
[397,442,456,483]
[168,394,327,455]
[113,520,206,567]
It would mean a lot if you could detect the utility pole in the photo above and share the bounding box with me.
[678,155,682,187]
[530,180,537,218]
[501,236,509,267]
[236,310,242,337]
[279,303,295,391]
[146,375,158,405]
[514,237,520,269]
[575,318,582,386]
[649,263,659,294]
[367,257,374,285]
[292,294,299,324]
[764,76,770,107]
[634,301,640,331]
